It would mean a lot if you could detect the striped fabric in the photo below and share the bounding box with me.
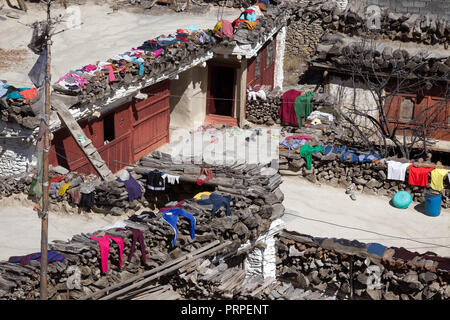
[8,250,65,266]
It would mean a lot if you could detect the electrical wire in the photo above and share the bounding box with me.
[284,210,450,250]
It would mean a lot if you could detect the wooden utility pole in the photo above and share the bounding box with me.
[40,1,52,300]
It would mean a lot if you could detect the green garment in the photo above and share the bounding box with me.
[294,92,315,128]
[299,144,324,170]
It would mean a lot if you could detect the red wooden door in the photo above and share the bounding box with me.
[131,80,171,162]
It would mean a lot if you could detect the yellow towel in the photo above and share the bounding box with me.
[193,191,211,200]
[58,183,72,196]
[430,169,449,191]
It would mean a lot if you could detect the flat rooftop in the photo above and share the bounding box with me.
[0,3,240,87]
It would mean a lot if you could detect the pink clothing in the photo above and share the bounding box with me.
[285,135,313,141]
[56,73,87,87]
[81,64,97,73]
[279,89,302,126]
[154,49,164,58]
[90,234,124,273]
[101,65,116,82]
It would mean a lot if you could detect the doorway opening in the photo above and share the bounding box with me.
[207,65,236,117]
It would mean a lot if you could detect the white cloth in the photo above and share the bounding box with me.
[307,111,334,122]
[247,89,267,101]
[387,160,411,181]
[248,5,264,17]
[98,220,127,231]
[162,173,179,185]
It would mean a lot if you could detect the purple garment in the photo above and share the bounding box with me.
[117,175,142,202]
[279,89,302,126]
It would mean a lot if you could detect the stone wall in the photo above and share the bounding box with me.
[276,230,450,300]
[279,149,450,209]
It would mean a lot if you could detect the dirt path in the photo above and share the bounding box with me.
[0,195,130,261]
[280,176,450,257]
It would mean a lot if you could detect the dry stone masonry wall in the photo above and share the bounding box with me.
[276,230,450,300]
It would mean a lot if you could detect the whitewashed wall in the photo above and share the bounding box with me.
[0,121,35,176]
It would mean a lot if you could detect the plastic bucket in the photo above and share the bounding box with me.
[425,190,442,217]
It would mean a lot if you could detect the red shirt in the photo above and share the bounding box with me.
[408,165,434,187]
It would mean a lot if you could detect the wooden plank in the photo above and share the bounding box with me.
[79,240,221,300]
[99,241,231,300]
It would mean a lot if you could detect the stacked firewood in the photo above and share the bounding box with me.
[245,94,282,126]
[313,33,450,78]
[276,231,450,300]
[291,0,450,46]
[168,257,334,300]
[0,151,285,300]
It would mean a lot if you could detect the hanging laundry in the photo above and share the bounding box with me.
[116,228,147,264]
[56,73,87,91]
[9,250,65,266]
[162,173,180,185]
[196,168,214,186]
[307,110,334,122]
[279,89,302,126]
[193,191,212,200]
[98,220,128,231]
[5,87,37,100]
[213,20,234,38]
[68,188,82,205]
[129,211,157,222]
[28,47,47,88]
[58,183,72,196]
[159,200,185,212]
[280,137,308,151]
[430,168,450,191]
[367,243,387,257]
[162,208,196,246]
[386,161,412,181]
[146,170,165,191]
[294,91,315,128]
[408,165,434,187]
[299,144,324,170]
[90,234,124,274]
[197,193,231,217]
[117,175,142,202]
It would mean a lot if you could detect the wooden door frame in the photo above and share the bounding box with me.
[206,61,240,117]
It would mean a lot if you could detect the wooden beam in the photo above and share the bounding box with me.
[99,241,232,300]
[79,240,221,300]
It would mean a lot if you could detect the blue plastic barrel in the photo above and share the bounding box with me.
[425,190,442,217]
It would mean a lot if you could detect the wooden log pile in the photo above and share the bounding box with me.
[276,230,450,300]
[0,94,41,130]
[166,256,335,300]
[245,91,339,127]
[290,0,450,47]
[0,151,286,300]
[245,94,281,126]
[313,33,450,79]
[0,172,33,199]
